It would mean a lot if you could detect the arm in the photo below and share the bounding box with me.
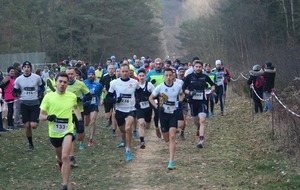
[73,105,83,121]
[39,110,48,121]
[46,79,56,92]
[149,94,158,109]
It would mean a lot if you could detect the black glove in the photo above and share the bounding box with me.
[12,88,21,97]
[189,90,197,96]
[115,96,122,103]
[47,114,57,122]
[77,97,82,102]
[226,76,231,82]
[150,79,156,84]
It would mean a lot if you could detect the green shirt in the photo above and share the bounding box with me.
[66,80,89,112]
[40,91,77,138]
[145,69,164,87]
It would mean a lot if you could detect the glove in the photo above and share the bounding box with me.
[189,90,197,96]
[47,114,57,122]
[150,79,156,85]
[77,97,82,102]
[114,96,122,103]
[12,88,21,97]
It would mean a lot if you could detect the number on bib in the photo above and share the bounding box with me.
[139,101,150,109]
[52,118,69,134]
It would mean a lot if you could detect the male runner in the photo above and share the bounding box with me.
[183,60,215,148]
[13,61,43,151]
[136,69,155,148]
[149,68,184,169]
[106,63,139,161]
[39,72,84,190]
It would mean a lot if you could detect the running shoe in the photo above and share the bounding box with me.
[56,163,62,171]
[79,143,84,150]
[221,111,224,116]
[125,150,133,161]
[70,157,77,167]
[140,142,145,149]
[118,141,125,148]
[27,144,34,151]
[196,141,203,149]
[156,128,162,138]
[133,130,138,139]
[167,161,174,170]
[180,132,185,140]
[0,129,8,132]
[112,130,116,138]
[88,140,94,147]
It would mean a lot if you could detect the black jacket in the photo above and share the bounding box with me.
[263,66,276,93]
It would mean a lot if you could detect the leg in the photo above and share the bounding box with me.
[89,111,97,141]
[125,116,134,149]
[61,135,73,187]
[169,127,177,162]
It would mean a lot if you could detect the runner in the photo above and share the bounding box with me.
[39,72,84,190]
[13,61,44,151]
[106,63,139,161]
[46,71,56,93]
[146,58,164,138]
[182,60,215,149]
[135,69,155,148]
[204,64,216,117]
[149,68,184,169]
[212,60,226,116]
[83,69,104,146]
[66,67,91,166]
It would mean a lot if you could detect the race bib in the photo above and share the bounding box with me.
[120,94,131,106]
[163,101,175,114]
[91,97,96,104]
[24,87,36,98]
[192,91,204,100]
[52,118,68,134]
[140,101,150,109]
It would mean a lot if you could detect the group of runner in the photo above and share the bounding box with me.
[0,56,232,190]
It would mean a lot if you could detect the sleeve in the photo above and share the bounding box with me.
[108,80,115,93]
[206,75,215,87]
[151,85,160,97]
[39,94,49,111]
[72,93,77,106]
[145,71,151,82]
[14,78,20,89]
[148,83,155,92]
[81,82,90,95]
[247,76,253,85]
[38,75,43,86]
[182,75,190,91]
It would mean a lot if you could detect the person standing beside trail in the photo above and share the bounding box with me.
[212,60,225,116]
[247,65,264,114]
[149,68,184,170]
[263,61,276,112]
[146,58,164,138]
[135,69,155,149]
[39,72,84,190]
[183,60,215,149]
[106,63,140,161]
[13,61,44,151]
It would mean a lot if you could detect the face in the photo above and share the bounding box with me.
[115,68,121,78]
[66,68,76,81]
[121,65,129,79]
[164,71,173,83]
[108,65,114,75]
[206,66,211,72]
[155,61,162,70]
[138,72,145,82]
[194,63,203,73]
[56,76,68,93]
[9,69,15,76]
[23,65,31,75]
[134,60,140,67]
[216,64,221,69]
[88,73,95,81]
[178,70,185,78]
[50,73,55,78]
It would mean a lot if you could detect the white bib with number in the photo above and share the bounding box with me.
[91,97,96,104]
[163,101,176,114]
[52,118,68,134]
[140,101,150,109]
[192,91,204,100]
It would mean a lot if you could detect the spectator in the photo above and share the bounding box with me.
[247,65,264,113]
[263,61,276,112]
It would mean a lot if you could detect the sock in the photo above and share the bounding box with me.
[113,129,116,133]
[126,147,130,152]
[140,137,144,143]
[199,136,204,141]
[27,136,33,146]
[196,123,200,130]
[109,116,112,123]
[58,162,63,167]
[62,185,68,190]
[70,156,75,161]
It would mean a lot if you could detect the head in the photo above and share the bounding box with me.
[110,55,116,63]
[49,71,55,79]
[215,60,222,69]
[134,59,140,67]
[164,60,172,68]
[122,60,129,66]
[149,62,155,70]
[154,58,163,71]
[133,55,137,59]
[178,67,185,78]
[144,60,149,67]
[75,69,82,80]
[115,67,121,78]
[107,64,115,76]
[55,72,69,93]
[193,60,204,74]
[60,66,66,73]
[87,68,95,82]
[252,65,261,72]
[44,66,49,71]
[22,61,32,75]
[205,63,211,73]
[120,63,130,79]
[106,59,112,65]
[66,67,76,81]
[129,64,135,77]
[7,67,15,77]
[163,68,174,84]
[35,69,42,76]
[13,62,21,70]
[137,69,146,83]
[264,61,272,68]
[174,59,180,67]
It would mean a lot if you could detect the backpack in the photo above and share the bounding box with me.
[255,76,265,88]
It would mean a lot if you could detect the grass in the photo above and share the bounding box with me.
[0,92,300,189]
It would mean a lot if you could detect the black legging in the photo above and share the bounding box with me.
[7,101,14,127]
[252,89,263,113]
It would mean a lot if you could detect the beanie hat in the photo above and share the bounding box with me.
[265,61,272,67]
[215,60,222,66]
[22,61,32,69]
[7,66,15,73]
[87,68,95,75]
[60,67,66,72]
